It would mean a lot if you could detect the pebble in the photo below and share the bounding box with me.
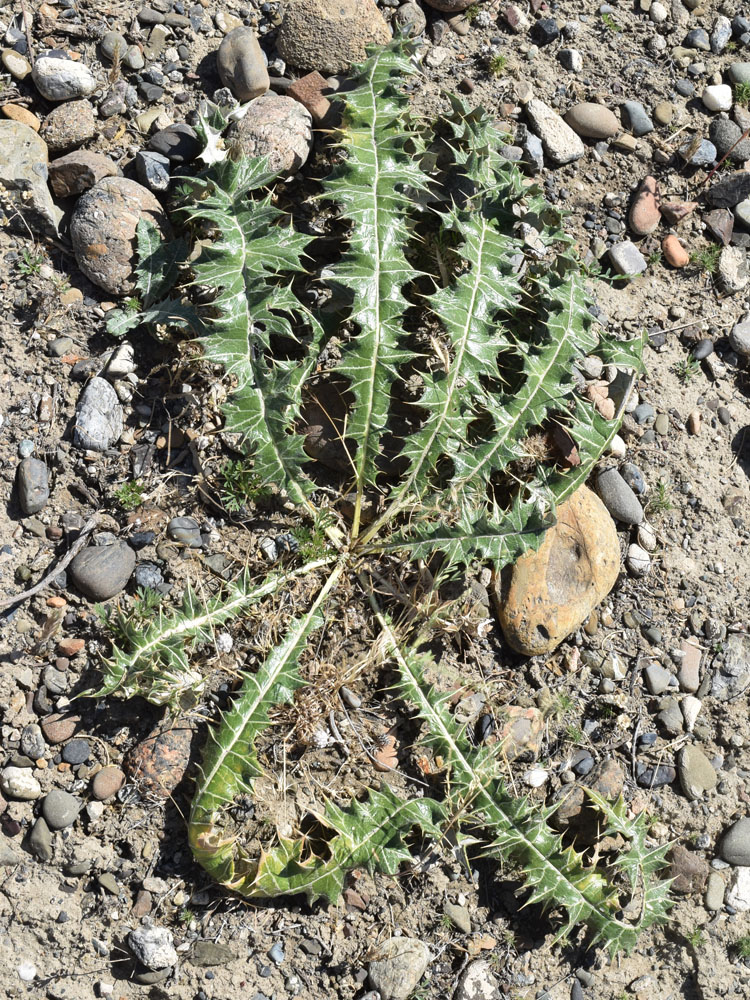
[719,245,749,293]
[669,844,710,894]
[455,959,498,1000]
[644,662,672,695]
[0,120,62,237]
[41,100,96,155]
[653,101,674,126]
[101,31,128,63]
[662,234,689,268]
[126,724,193,799]
[608,240,647,276]
[702,85,733,112]
[61,739,90,765]
[526,99,584,165]
[677,745,718,800]
[69,543,135,601]
[168,516,203,548]
[620,462,645,494]
[20,724,46,760]
[228,94,313,176]
[16,458,49,515]
[72,377,123,452]
[32,57,97,101]
[596,467,643,524]
[564,102,619,139]
[729,62,750,85]
[70,177,171,295]
[0,766,41,800]
[276,0,391,74]
[729,315,750,356]
[621,100,654,136]
[735,198,750,227]
[707,171,750,208]
[393,2,427,37]
[29,817,54,861]
[2,103,40,131]
[2,48,31,79]
[684,27,710,50]
[268,942,285,965]
[134,562,164,589]
[49,150,119,198]
[692,339,713,361]
[91,766,126,800]
[629,175,660,236]
[703,870,726,911]
[42,789,80,829]
[720,817,750,865]
[681,695,701,732]
[148,123,201,164]
[727,867,750,911]
[650,1,668,22]
[128,922,178,970]
[41,713,79,744]
[217,26,269,101]
[711,15,732,54]
[679,138,717,168]
[136,150,170,192]
[367,937,431,1000]
[636,763,676,788]
[709,119,750,162]
[626,543,651,577]
[190,941,237,967]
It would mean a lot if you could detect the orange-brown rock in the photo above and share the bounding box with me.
[125,723,196,799]
[494,485,620,655]
[629,175,661,236]
[662,234,689,268]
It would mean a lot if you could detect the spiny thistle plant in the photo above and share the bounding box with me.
[92,42,670,955]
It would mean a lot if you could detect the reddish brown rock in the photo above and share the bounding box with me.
[70,177,171,295]
[494,486,620,655]
[660,200,698,225]
[91,766,125,801]
[669,844,709,894]
[49,151,119,198]
[56,637,85,657]
[41,713,80,744]
[629,175,661,236]
[2,104,41,131]
[125,724,195,799]
[288,71,331,125]
[703,208,734,246]
[662,234,689,268]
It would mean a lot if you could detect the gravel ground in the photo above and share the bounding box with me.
[1,1,750,999]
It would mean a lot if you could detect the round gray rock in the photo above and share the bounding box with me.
[720,817,750,866]
[69,542,135,601]
[128,922,178,970]
[72,376,123,452]
[393,2,427,37]
[32,57,97,101]
[228,94,313,176]
[16,458,49,515]
[167,516,203,548]
[709,117,750,162]
[368,937,431,1000]
[596,467,644,525]
[70,176,171,295]
[729,315,750,356]
[276,0,391,74]
[42,789,80,830]
[564,102,619,139]
[217,26,269,101]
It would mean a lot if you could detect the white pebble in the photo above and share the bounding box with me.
[17,963,36,982]
[702,84,733,112]
[626,542,651,577]
[87,801,105,822]
[215,632,233,653]
[608,434,627,458]
[524,767,549,788]
[637,521,657,552]
[98,984,114,997]
[649,1,668,22]
[681,695,701,732]
[0,765,41,800]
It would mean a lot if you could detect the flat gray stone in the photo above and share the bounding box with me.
[644,662,672,695]
[608,240,647,276]
[72,377,123,452]
[190,941,237,967]
[596,467,643,525]
[29,817,54,861]
[69,542,135,601]
[621,100,654,136]
[705,871,726,910]
[720,817,750,866]
[707,171,750,208]
[677,745,718,800]
[42,789,80,830]
[526,98,585,164]
[16,458,49,515]
[0,120,62,236]
[368,937,431,1000]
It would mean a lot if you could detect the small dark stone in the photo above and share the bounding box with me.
[129,530,156,550]
[167,516,203,548]
[692,339,713,361]
[684,27,710,50]
[139,82,164,102]
[135,150,170,192]
[707,171,750,208]
[718,406,732,425]
[636,763,676,787]
[16,458,49,515]
[620,462,645,495]
[148,123,201,164]
[134,562,164,590]
[532,17,559,45]
[61,739,90,765]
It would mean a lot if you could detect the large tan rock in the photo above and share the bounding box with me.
[276,0,391,74]
[494,485,620,655]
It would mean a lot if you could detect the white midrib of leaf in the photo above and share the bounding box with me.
[451,277,582,494]
[192,557,346,815]
[352,60,384,541]
[117,558,334,674]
